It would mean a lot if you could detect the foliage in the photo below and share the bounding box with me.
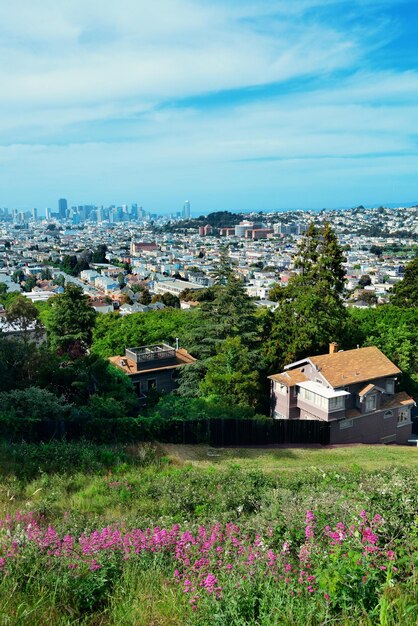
[0,387,70,436]
[46,283,97,356]
[343,305,418,394]
[390,257,418,308]
[0,454,417,625]
[266,222,347,370]
[152,292,181,308]
[92,244,108,264]
[92,308,201,358]
[193,274,258,360]
[4,294,44,343]
[358,274,372,287]
[200,337,260,408]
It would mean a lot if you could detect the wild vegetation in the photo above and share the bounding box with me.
[1,223,417,623]
[0,443,417,625]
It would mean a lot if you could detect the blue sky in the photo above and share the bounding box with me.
[0,0,417,214]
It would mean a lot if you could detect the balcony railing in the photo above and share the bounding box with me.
[126,344,176,365]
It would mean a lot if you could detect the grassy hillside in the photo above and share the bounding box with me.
[0,442,417,625]
[160,443,418,471]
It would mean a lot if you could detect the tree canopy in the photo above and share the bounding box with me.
[46,284,97,357]
[390,258,418,308]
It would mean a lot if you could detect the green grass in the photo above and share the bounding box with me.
[160,442,418,471]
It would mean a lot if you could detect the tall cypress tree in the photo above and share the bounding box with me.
[266,222,347,370]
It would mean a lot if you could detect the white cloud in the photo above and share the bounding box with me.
[0,0,416,209]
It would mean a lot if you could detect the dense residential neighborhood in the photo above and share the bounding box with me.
[0,204,417,313]
[0,206,417,447]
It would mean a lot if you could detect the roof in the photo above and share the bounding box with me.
[381,391,415,410]
[309,347,401,388]
[108,347,196,376]
[269,368,308,387]
[345,391,414,419]
[358,383,375,397]
[297,381,350,399]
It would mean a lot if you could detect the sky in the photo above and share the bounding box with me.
[1,0,418,214]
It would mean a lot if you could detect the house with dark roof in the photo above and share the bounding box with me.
[269,343,415,444]
[109,343,196,405]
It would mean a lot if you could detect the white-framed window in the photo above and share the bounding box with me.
[298,387,327,409]
[275,382,287,395]
[340,419,353,430]
[386,380,395,394]
[398,408,411,426]
[365,394,377,412]
[329,396,345,412]
[384,410,393,419]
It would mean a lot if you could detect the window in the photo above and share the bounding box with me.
[329,396,345,412]
[398,409,410,426]
[340,419,353,430]
[365,394,377,412]
[298,387,327,409]
[386,380,395,394]
[384,410,393,419]
[147,379,157,392]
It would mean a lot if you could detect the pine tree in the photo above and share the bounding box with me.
[266,222,347,370]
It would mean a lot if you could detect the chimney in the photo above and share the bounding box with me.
[329,342,339,355]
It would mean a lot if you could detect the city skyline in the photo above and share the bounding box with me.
[0,1,417,211]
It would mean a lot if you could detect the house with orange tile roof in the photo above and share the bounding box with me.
[269,343,415,444]
[109,343,196,405]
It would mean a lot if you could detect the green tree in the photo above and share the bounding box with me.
[5,295,44,344]
[22,275,37,292]
[53,274,65,288]
[294,221,346,295]
[212,250,234,285]
[152,293,180,308]
[194,273,257,359]
[390,258,418,308]
[0,386,69,421]
[41,267,52,281]
[200,337,260,408]
[92,244,108,264]
[358,275,372,287]
[46,284,97,357]
[138,288,152,305]
[266,222,347,370]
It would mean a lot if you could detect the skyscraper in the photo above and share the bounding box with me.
[183,200,191,219]
[32,207,38,221]
[58,198,68,220]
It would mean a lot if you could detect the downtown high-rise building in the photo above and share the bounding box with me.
[58,198,68,220]
[182,200,191,219]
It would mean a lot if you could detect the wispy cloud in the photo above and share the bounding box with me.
[0,0,417,209]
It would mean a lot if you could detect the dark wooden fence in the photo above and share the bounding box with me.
[16,417,331,446]
[156,418,330,446]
